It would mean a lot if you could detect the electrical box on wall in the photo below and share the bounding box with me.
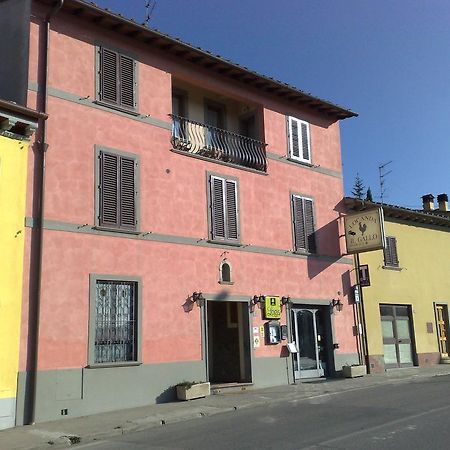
[265,321,281,345]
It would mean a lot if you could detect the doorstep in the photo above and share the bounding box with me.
[210,382,253,394]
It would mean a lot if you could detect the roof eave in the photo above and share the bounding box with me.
[37,0,357,120]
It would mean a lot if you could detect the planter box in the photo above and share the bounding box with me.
[342,365,367,378]
[176,382,210,401]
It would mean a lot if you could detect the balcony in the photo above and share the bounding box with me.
[170,115,267,172]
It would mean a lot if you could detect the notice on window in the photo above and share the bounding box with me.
[264,296,281,319]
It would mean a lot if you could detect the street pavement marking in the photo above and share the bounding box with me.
[306,403,450,448]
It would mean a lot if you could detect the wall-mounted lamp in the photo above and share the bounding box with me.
[331,299,343,312]
[281,296,291,306]
[192,292,205,308]
[252,295,265,305]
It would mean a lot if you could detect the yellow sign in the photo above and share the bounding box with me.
[344,208,385,254]
[264,296,281,319]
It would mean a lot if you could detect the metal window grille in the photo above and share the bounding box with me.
[95,280,137,363]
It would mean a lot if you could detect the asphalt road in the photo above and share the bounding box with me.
[77,374,450,450]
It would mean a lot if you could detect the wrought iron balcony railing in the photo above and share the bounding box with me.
[170,115,267,172]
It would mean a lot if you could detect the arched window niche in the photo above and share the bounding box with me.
[219,259,233,285]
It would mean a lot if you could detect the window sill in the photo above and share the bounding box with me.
[382,265,402,271]
[208,239,242,247]
[94,226,140,235]
[292,250,315,256]
[219,281,234,285]
[94,100,139,116]
[86,361,142,369]
[287,157,313,167]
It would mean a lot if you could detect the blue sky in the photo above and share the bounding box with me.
[95,0,450,208]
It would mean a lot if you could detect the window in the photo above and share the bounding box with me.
[292,195,316,253]
[219,259,233,284]
[288,116,311,163]
[384,236,399,267]
[209,174,239,244]
[89,276,141,365]
[172,90,188,141]
[97,148,139,232]
[97,47,137,112]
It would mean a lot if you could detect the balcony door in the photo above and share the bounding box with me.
[380,304,415,368]
[205,101,225,149]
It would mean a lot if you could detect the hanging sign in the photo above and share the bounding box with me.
[264,296,281,319]
[344,208,385,254]
[359,264,371,287]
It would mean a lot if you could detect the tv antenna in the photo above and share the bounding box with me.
[145,1,157,26]
[378,160,393,205]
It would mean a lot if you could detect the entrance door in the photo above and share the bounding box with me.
[435,304,449,357]
[291,308,325,379]
[207,301,251,384]
[380,304,414,368]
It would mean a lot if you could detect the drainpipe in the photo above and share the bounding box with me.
[27,0,64,425]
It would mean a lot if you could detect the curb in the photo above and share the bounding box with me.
[3,368,450,450]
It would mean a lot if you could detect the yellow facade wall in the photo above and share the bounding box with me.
[0,135,28,407]
[358,219,450,369]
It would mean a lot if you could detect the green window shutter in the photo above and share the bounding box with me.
[288,116,311,163]
[119,156,137,230]
[99,151,119,227]
[100,48,118,105]
[288,117,300,159]
[304,198,316,253]
[293,195,316,253]
[300,121,310,162]
[293,196,306,251]
[210,175,239,242]
[225,180,239,240]
[99,150,137,231]
[119,54,136,110]
[211,176,226,240]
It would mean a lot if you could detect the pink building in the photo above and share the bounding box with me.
[17,0,357,424]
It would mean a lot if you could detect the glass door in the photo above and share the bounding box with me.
[380,304,414,368]
[291,308,324,379]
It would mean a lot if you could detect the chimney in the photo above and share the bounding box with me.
[421,194,435,211]
[437,193,449,212]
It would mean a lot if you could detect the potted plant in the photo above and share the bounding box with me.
[176,381,210,401]
[342,364,367,378]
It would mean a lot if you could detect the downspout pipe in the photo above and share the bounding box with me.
[28,0,64,425]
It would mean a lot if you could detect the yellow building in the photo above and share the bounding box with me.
[345,196,450,373]
[0,100,42,429]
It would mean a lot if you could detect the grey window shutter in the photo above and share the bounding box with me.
[119,54,136,110]
[100,152,119,227]
[211,177,226,239]
[293,196,306,251]
[293,196,316,253]
[225,180,238,240]
[301,122,310,161]
[384,237,399,266]
[119,156,136,229]
[100,48,118,105]
[304,198,316,253]
[289,117,300,159]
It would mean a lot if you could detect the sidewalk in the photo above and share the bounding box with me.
[2,365,450,450]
